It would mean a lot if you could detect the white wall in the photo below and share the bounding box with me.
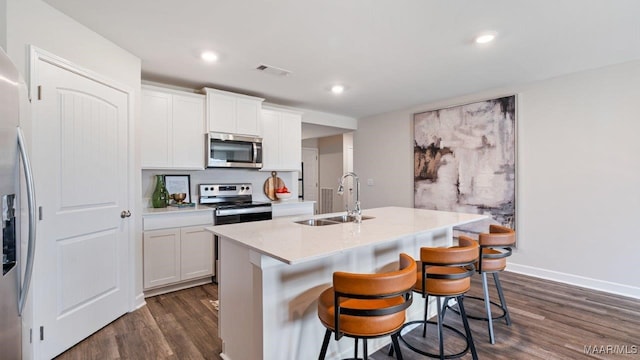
[302,138,318,148]
[1,0,6,50]
[318,135,344,213]
[355,111,414,208]
[342,132,354,210]
[355,60,640,298]
[5,0,144,314]
[300,107,357,129]
[6,0,140,90]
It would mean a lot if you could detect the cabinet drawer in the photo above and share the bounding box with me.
[143,211,213,231]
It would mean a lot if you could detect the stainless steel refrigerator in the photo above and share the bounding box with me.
[0,48,37,359]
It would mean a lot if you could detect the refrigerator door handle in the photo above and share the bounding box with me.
[17,127,36,316]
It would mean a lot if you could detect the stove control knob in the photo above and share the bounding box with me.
[246,186,250,191]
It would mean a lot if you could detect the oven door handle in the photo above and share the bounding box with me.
[215,206,273,217]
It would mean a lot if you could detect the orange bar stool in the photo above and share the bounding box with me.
[473,225,515,344]
[450,225,515,344]
[394,237,479,360]
[317,253,416,360]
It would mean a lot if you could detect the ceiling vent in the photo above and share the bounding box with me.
[255,64,291,77]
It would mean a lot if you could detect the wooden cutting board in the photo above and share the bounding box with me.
[264,171,285,201]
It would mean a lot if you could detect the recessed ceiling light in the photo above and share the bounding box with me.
[475,33,496,44]
[331,85,345,94]
[201,51,218,62]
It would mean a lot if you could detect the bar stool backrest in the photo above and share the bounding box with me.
[479,225,515,247]
[418,237,479,297]
[331,253,416,340]
[420,236,479,267]
[333,253,416,296]
[477,225,515,273]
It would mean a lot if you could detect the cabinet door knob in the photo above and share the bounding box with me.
[120,210,132,218]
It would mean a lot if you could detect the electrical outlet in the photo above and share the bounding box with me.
[367,178,374,186]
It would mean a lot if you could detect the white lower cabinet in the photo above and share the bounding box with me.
[143,210,214,294]
[143,228,181,288]
[180,226,214,280]
[272,201,315,217]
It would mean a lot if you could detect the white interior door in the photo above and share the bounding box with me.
[302,148,318,212]
[32,52,131,359]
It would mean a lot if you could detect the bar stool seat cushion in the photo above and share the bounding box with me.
[413,263,471,296]
[477,249,507,272]
[317,288,406,337]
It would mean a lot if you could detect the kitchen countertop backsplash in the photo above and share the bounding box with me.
[141,168,299,209]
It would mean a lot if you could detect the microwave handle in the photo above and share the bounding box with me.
[253,142,258,162]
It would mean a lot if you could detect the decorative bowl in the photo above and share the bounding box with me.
[276,192,292,200]
[171,193,187,204]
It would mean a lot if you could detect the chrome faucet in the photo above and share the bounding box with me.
[337,172,361,223]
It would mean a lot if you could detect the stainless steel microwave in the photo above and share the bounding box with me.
[206,132,263,169]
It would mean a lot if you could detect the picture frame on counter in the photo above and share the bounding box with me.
[164,174,191,203]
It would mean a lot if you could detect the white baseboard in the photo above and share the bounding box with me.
[142,277,213,298]
[507,263,640,300]
[134,292,146,310]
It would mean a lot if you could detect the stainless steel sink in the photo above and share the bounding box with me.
[321,215,374,223]
[294,215,374,226]
[294,219,341,226]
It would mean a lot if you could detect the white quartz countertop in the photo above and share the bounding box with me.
[142,204,213,216]
[271,199,315,206]
[207,206,487,265]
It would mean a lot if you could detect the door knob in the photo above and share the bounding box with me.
[120,210,131,218]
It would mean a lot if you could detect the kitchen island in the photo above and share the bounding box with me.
[207,207,487,360]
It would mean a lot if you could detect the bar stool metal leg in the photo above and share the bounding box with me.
[494,272,511,325]
[390,333,403,360]
[457,295,478,360]
[354,338,358,359]
[319,329,331,360]
[436,297,445,360]
[481,272,496,344]
[363,339,368,360]
[422,295,429,337]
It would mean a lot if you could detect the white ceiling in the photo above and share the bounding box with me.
[44,0,640,119]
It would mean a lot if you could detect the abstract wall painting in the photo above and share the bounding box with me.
[414,95,516,231]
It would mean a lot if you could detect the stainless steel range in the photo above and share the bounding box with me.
[199,183,272,224]
[199,183,272,282]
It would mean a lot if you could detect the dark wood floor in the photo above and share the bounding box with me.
[56,272,639,359]
[371,272,640,360]
[55,284,221,360]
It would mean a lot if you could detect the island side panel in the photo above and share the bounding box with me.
[219,237,256,360]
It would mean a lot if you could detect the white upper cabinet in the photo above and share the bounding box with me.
[202,87,264,136]
[141,90,172,168]
[261,106,302,171]
[141,86,205,169]
[172,95,206,167]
